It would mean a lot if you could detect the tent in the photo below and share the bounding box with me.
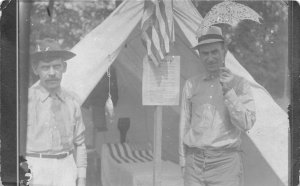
[61,0,289,185]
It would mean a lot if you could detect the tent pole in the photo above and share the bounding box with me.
[18,0,32,157]
[153,106,162,186]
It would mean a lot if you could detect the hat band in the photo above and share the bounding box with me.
[198,34,224,43]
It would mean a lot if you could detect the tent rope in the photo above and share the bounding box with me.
[105,65,114,121]
[107,67,111,97]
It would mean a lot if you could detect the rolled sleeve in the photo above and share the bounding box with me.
[73,102,87,178]
[179,80,192,167]
[76,144,87,178]
[224,78,256,131]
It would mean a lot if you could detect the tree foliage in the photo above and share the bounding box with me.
[30,0,116,49]
[30,0,288,103]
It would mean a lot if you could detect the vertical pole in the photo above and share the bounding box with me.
[19,0,31,157]
[153,106,162,186]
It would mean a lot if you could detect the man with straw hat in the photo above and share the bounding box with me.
[179,26,256,186]
[26,38,87,186]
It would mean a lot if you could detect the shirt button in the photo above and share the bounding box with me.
[209,96,212,99]
[210,85,214,88]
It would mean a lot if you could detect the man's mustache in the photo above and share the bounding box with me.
[46,78,60,81]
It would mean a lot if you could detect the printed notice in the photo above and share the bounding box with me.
[142,56,180,105]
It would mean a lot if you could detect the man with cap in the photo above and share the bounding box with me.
[179,26,256,186]
[26,38,87,186]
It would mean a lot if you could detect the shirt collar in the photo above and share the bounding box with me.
[203,73,220,81]
[54,89,66,103]
[36,84,66,103]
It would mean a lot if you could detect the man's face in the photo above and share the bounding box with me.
[33,58,67,91]
[197,42,226,73]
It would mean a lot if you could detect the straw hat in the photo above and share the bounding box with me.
[192,26,225,49]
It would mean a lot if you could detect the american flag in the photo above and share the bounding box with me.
[141,0,175,66]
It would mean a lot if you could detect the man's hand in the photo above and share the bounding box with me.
[77,178,86,186]
[219,67,234,94]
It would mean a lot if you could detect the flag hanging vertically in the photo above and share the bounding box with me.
[141,0,175,66]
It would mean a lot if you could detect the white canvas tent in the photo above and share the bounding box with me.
[61,0,289,185]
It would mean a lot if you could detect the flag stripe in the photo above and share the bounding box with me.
[114,143,130,163]
[163,0,174,41]
[142,32,159,66]
[151,26,164,59]
[107,143,122,163]
[106,144,153,164]
[139,150,152,161]
[131,150,147,163]
[141,0,174,66]
[121,143,138,163]
[141,1,155,29]
[155,0,170,53]
[151,21,168,62]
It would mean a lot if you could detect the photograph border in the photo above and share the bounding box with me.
[0,0,299,185]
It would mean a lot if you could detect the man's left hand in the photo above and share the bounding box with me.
[219,67,234,94]
[77,178,86,186]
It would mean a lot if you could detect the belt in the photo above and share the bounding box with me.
[186,146,242,157]
[26,150,73,159]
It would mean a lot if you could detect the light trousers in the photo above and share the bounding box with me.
[26,155,77,186]
[184,147,243,186]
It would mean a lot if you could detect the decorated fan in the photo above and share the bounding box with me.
[196,0,262,38]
